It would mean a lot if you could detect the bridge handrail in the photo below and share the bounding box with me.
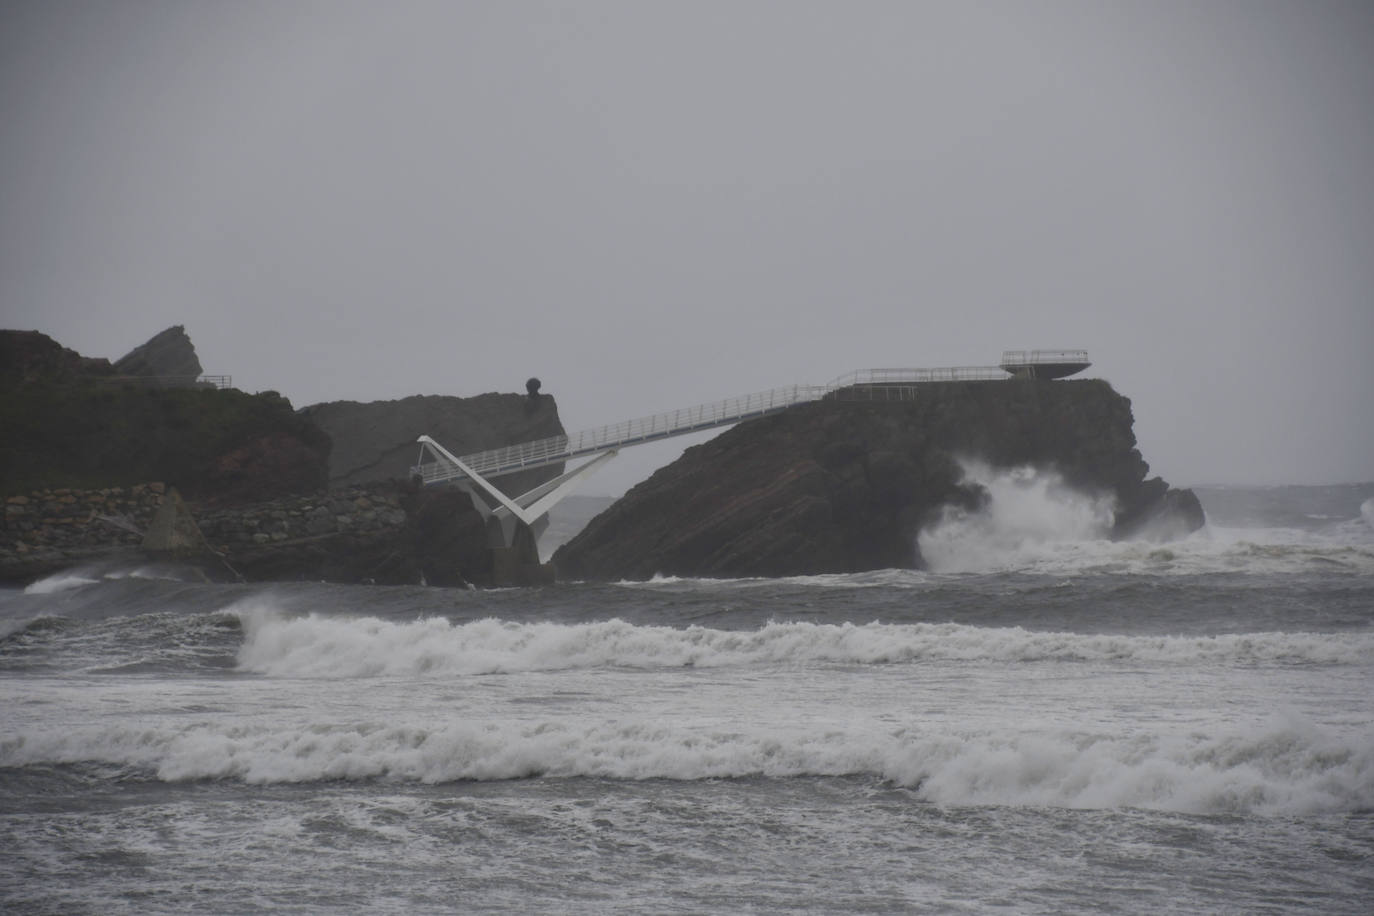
[828,366,1011,386]
[414,383,830,483]
[414,354,1087,484]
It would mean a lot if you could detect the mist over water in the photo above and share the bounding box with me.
[918,462,1117,573]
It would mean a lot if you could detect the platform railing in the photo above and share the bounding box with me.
[999,350,1088,367]
[828,366,1011,387]
[96,374,233,389]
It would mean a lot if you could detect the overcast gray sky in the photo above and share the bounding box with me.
[3,0,1371,493]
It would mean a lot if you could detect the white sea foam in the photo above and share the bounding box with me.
[232,604,1374,678]
[918,462,1117,574]
[1363,497,1374,529]
[20,563,197,595]
[22,572,100,595]
[618,569,929,589]
[4,713,1368,815]
[907,463,1374,577]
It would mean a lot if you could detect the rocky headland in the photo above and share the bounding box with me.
[552,379,1204,580]
[4,327,1202,587]
[1,328,564,587]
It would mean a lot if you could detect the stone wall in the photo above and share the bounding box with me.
[0,481,415,585]
[0,476,546,587]
[195,485,407,552]
[4,483,167,554]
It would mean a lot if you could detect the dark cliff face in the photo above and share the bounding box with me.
[1,330,112,384]
[0,337,328,502]
[552,379,1204,581]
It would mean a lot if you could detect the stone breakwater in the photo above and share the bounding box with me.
[0,482,412,585]
[4,483,168,555]
[195,486,407,553]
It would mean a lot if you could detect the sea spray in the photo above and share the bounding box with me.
[919,461,1117,573]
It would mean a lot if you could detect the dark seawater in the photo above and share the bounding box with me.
[2,479,1372,914]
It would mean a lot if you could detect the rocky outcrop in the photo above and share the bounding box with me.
[112,325,203,381]
[0,381,329,502]
[301,391,566,496]
[1,330,329,500]
[553,379,1205,580]
[1,327,571,584]
[1,330,113,385]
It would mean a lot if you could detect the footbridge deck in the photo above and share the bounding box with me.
[410,350,1088,577]
[412,353,1086,487]
[413,382,828,486]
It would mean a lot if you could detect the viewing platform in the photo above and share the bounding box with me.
[999,350,1091,380]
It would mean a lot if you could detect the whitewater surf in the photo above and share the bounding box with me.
[2,482,1371,914]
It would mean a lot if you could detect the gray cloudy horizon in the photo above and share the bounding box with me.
[3,0,1372,494]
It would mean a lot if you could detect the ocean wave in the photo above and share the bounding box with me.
[21,563,208,596]
[609,525,1374,587]
[914,526,1374,579]
[0,614,72,642]
[233,604,1374,678]
[907,463,1374,578]
[616,569,930,590]
[0,610,241,674]
[4,715,1369,816]
[22,572,101,595]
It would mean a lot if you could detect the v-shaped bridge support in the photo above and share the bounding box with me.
[415,436,618,549]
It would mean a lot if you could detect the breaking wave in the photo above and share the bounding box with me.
[911,463,1374,577]
[918,462,1117,573]
[232,604,1374,678]
[3,713,1369,816]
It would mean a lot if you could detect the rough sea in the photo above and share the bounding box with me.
[3,474,1372,914]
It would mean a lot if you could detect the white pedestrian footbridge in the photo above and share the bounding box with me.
[411,351,1088,551]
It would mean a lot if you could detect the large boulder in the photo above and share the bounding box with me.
[553,379,1205,580]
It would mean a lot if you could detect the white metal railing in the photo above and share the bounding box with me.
[828,366,1010,386]
[413,383,829,485]
[999,350,1089,367]
[414,355,1085,484]
[98,374,233,389]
